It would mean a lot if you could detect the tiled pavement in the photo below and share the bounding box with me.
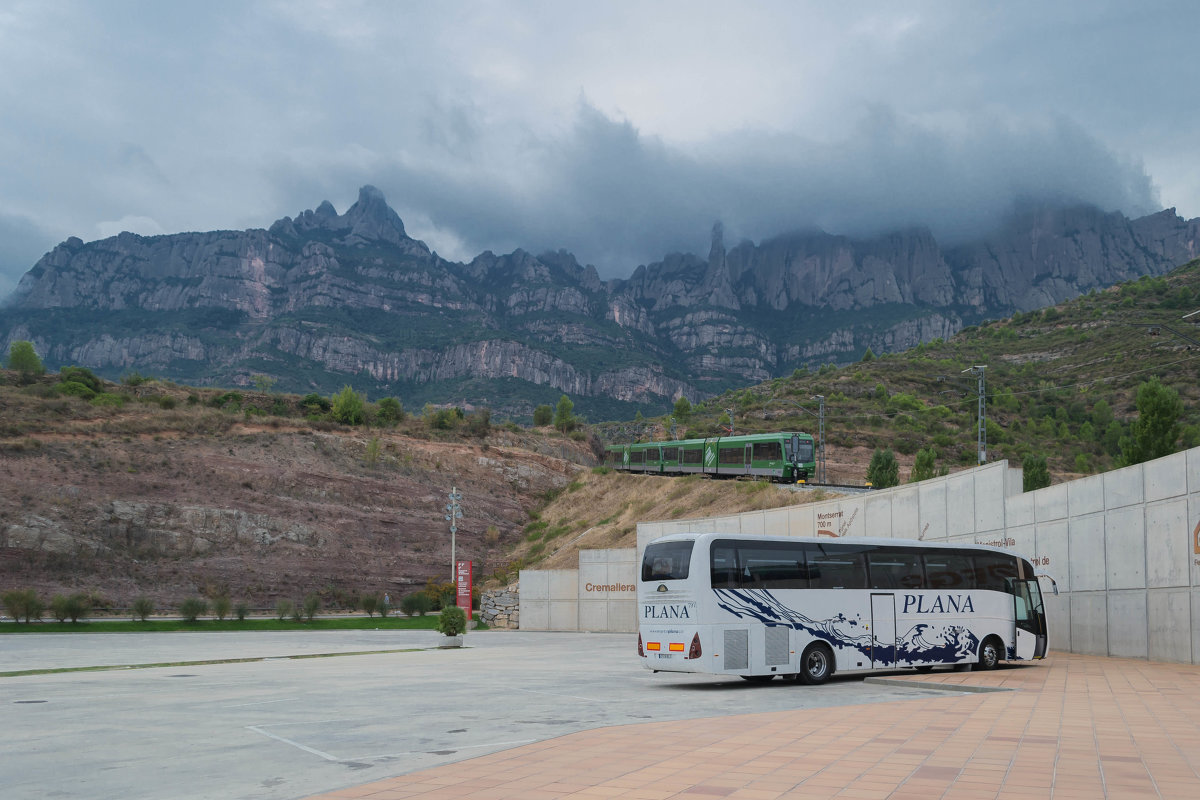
[307,653,1200,800]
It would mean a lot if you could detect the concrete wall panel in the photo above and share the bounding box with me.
[1104,464,1144,510]
[1148,589,1191,663]
[1068,474,1105,518]
[1145,451,1188,503]
[892,487,920,539]
[1193,591,1200,664]
[549,570,580,600]
[1146,499,1190,589]
[578,601,608,631]
[763,509,789,536]
[1006,524,1036,567]
[946,473,975,535]
[520,570,550,601]
[608,600,638,633]
[788,505,815,537]
[521,601,549,630]
[549,601,578,630]
[918,481,947,541]
[1007,492,1034,528]
[1191,494,1200,589]
[1107,591,1148,658]
[740,511,766,535]
[865,495,892,538]
[1070,592,1107,655]
[1044,590,1070,653]
[1190,448,1200,495]
[976,469,1006,534]
[1105,506,1146,590]
[1035,483,1068,522]
[1069,515,1106,592]
[1033,520,1070,593]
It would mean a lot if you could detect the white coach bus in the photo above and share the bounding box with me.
[638,533,1049,684]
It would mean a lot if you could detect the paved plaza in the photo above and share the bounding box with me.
[308,651,1200,800]
[1,629,947,800]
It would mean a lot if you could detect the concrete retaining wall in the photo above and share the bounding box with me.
[518,447,1200,663]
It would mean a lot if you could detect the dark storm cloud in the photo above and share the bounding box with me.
[0,1,1196,295]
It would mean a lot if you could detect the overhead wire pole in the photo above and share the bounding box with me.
[444,487,463,583]
[962,366,987,465]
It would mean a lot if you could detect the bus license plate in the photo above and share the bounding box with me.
[657,653,675,659]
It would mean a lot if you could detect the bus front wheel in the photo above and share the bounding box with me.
[798,643,833,685]
[977,636,1003,670]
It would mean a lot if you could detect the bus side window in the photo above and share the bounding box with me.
[975,553,1019,592]
[710,543,739,588]
[923,553,975,589]
[867,549,922,589]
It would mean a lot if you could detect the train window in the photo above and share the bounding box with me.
[794,439,814,462]
[718,447,742,465]
[682,448,703,464]
[662,447,678,461]
[629,450,644,464]
[867,549,923,589]
[752,442,782,461]
[923,553,976,589]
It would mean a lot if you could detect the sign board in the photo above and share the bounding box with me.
[456,560,473,617]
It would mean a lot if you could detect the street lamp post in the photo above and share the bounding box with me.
[444,487,463,583]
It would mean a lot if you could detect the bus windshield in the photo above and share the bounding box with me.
[642,540,695,582]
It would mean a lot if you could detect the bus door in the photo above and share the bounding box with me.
[1008,578,1048,659]
[870,593,897,668]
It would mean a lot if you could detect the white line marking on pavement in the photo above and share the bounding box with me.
[223,698,295,708]
[246,725,339,761]
[348,738,537,761]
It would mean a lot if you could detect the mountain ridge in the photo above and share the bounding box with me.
[2,186,1196,419]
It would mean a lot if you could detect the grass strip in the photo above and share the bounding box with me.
[0,615,480,634]
[0,647,429,678]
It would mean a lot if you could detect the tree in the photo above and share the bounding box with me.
[860,346,876,362]
[251,374,277,394]
[330,385,366,425]
[554,394,575,433]
[909,447,937,483]
[673,396,692,422]
[532,404,553,426]
[7,341,44,383]
[376,397,404,424]
[1023,454,1050,491]
[1119,378,1183,466]
[866,448,899,488]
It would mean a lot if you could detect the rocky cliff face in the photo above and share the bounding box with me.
[3,186,1197,416]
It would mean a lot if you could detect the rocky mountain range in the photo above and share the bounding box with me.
[2,185,1197,419]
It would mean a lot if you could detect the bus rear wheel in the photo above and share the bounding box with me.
[977,636,1003,670]
[797,643,833,685]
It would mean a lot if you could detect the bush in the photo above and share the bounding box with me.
[400,592,433,617]
[132,596,155,621]
[1022,454,1051,491]
[55,380,98,400]
[50,593,91,623]
[58,365,103,393]
[438,605,467,637]
[866,448,899,488]
[2,589,43,623]
[376,396,404,424]
[234,601,249,621]
[361,593,379,617]
[179,597,208,623]
[212,596,232,621]
[7,341,44,383]
[275,599,295,621]
[301,393,331,415]
[302,593,321,622]
[532,404,553,426]
[331,385,366,425]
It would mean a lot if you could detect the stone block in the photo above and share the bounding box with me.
[1104,463,1144,510]
[1105,505,1145,590]
[1148,589,1192,663]
[1068,514,1106,592]
[1146,498,1190,589]
[1145,451,1188,503]
[1106,591,1148,658]
[1069,592,1107,656]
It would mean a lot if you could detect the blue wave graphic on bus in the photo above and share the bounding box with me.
[713,588,979,666]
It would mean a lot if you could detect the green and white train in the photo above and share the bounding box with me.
[604,432,818,483]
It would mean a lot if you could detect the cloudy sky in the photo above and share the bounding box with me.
[1,0,1197,298]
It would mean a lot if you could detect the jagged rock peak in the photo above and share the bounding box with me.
[278,185,409,247]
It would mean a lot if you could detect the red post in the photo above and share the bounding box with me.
[456,560,473,619]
